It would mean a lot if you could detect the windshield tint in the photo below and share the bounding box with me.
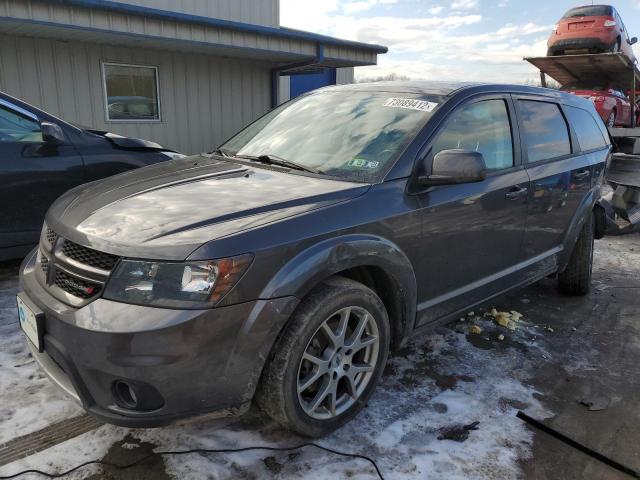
[221,91,440,182]
[562,6,612,18]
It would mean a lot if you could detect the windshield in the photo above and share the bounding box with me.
[221,90,440,183]
[562,6,612,18]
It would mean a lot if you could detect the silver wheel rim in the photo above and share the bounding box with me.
[296,306,380,420]
[608,113,615,127]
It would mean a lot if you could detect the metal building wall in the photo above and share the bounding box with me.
[0,34,272,154]
[0,0,315,60]
[123,0,279,27]
[336,67,355,85]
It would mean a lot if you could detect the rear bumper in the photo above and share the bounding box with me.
[548,37,613,53]
[19,249,298,427]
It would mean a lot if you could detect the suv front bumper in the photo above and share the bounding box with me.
[19,249,298,427]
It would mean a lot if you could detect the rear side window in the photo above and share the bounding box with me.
[518,100,571,163]
[564,106,608,151]
[432,99,514,171]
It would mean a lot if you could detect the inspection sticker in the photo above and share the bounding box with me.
[348,158,379,169]
[383,97,438,112]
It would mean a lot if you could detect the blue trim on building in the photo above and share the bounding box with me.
[53,0,388,54]
[270,44,324,107]
[290,69,337,99]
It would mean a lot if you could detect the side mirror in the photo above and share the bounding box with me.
[40,122,65,145]
[419,149,487,186]
[629,37,638,45]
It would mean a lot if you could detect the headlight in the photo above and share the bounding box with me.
[103,254,253,308]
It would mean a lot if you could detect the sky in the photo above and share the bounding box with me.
[280,0,640,83]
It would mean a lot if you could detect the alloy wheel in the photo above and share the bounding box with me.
[296,306,380,420]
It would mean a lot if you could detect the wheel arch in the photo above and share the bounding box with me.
[260,234,418,349]
[559,188,599,271]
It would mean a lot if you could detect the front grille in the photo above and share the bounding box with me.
[40,228,119,304]
[62,241,119,271]
[45,227,57,245]
[54,270,102,299]
[40,252,49,275]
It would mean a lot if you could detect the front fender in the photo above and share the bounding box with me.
[260,234,418,343]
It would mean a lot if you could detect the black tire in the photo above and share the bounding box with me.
[607,110,616,128]
[255,276,390,437]
[558,211,595,296]
[610,38,621,53]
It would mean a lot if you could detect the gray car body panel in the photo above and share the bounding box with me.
[21,82,609,427]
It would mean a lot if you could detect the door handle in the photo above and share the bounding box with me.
[505,186,528,200]
[574,170,590,179]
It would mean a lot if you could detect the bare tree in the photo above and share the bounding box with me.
[521,77,561,89]
[358,73,412,83]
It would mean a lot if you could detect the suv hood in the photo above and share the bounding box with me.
[46,156,368,260]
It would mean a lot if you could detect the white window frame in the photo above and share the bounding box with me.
[101,62,162,123]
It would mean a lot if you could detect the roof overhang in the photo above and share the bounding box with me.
[0,0,386,69]
[525,53,640,90]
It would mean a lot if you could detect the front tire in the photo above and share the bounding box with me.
[607,110,616,127]
[558,211,594,296]
[256,277,390,437]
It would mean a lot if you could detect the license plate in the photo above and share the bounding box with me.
[17,295,43,351]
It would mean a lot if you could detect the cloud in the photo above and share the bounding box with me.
[280,0,340,32]
[451,0,478,10]
[280,0,554,84]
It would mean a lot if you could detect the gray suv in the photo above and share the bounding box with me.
[18,82,610,437]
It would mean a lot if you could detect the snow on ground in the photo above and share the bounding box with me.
[0,263,82,444]
[2,236,631,479]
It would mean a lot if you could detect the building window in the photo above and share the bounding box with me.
[102,63,160,122]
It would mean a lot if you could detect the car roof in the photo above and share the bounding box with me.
[322,80,588,104]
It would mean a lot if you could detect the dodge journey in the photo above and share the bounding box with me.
[18,82,609,437]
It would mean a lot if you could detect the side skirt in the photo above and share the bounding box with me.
[411,248,561,337]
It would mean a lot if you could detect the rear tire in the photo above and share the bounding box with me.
[558,211,595,296]
[256,277,390,437]
[607,110,616,127]
[610,38,621,53]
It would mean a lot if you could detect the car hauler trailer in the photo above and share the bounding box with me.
[525,52,640,233]
[525,52,640,127]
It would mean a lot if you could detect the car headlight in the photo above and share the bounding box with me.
[103,254,253,308]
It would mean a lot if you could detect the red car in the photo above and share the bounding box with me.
[548,5,637,61]
[561,82,632,127]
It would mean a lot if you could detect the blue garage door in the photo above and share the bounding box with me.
[290,69,337,99]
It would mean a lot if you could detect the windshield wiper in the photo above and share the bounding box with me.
[237,153,324,174]
[210,147,234,157]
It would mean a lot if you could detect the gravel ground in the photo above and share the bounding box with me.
[0,234,638,479]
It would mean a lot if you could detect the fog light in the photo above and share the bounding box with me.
[113,380,138,409]
[111,379,164,411]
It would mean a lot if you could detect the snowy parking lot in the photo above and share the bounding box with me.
[1,234,639,479]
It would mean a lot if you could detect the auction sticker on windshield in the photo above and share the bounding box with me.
[383,98,438,112]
